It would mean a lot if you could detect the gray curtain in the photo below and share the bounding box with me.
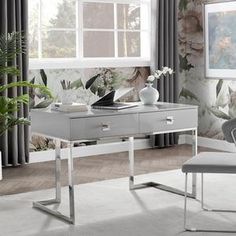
[152,0,179,147]
[0,0,29,166]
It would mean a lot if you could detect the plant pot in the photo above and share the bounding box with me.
[60,89,76,105]
[139,83,159,105]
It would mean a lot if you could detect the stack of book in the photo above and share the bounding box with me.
[51,103,88,112]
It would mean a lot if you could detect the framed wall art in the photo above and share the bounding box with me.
[204,1,236,79]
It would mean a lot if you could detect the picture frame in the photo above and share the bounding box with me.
[204,0,236,79]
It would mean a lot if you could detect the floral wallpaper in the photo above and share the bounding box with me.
[178,0,236,139]
[29,67,150,105]
[29,67,150,151]
[29,0,236,151]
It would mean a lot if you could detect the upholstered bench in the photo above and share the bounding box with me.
[182,118,236,233]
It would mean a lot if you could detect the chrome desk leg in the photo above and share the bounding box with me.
[33,140,75,224]
[68,142,75,223]
[129,137,134,190]
[128,136,195,198]
[192,129,197,198]
[55,139,61,203]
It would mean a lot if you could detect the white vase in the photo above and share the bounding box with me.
[139,83,159,105]
[60,89,76,105]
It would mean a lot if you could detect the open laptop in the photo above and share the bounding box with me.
[91,88,138,110]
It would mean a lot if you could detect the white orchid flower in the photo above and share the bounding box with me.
[154,70,162,78]
[147,66,174,83]
[147,75,155,82]
[162,67,169,74]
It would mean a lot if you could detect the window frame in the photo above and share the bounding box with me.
[29,0,152,69]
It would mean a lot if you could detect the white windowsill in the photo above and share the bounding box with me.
[29,58,151,70]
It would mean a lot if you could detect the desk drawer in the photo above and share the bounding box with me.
[139,109,197,134]
[70,114,139,140]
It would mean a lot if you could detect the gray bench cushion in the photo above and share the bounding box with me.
[182,152,236,173]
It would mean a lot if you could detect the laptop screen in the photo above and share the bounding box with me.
[114,87,134,101]
[91,87,134,106]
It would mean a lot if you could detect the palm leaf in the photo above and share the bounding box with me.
[11,94,29,104]
[85,73,100,89]
[0,66,20,76]
[0,116,30,136]
[216,79,223,98]
[0,81,53,98]
[29,77,36,100]
[71,79,83,89]
[179,0,188,11]
[33,99,53,109]
[0,97,10,113]
[179,88,200,102]
[30,77,35,84]
[0,31,52,136]
[40,69,47,86]
[208,107,231,120]
[0,95,29,115]
[0,32,26,67]
[179,55,194,73]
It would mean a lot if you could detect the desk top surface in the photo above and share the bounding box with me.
[31,102,198,119]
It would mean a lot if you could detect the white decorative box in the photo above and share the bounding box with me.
[51,103,88,112]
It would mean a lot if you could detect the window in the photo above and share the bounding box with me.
[29,0,151,69]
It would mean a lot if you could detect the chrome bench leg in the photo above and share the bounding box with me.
[201,173,236,213]
[184,173,188,230]
[55,139,61,203]
[184,172,236,233]
[33,140,75,224]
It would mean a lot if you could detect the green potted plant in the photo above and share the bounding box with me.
[0,32,52,176]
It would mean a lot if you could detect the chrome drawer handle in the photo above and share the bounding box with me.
[166,116,174,125]
[101,124,111,131]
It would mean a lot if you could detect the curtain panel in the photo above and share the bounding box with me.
[0,0,29,166]
[151,0,179,147]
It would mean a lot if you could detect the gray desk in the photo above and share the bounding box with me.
[31,102,198,224]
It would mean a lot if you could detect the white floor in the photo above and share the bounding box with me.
[1,170,236,236]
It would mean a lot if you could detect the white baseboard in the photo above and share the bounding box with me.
[180,134,236,153]
[30,139,152,164]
